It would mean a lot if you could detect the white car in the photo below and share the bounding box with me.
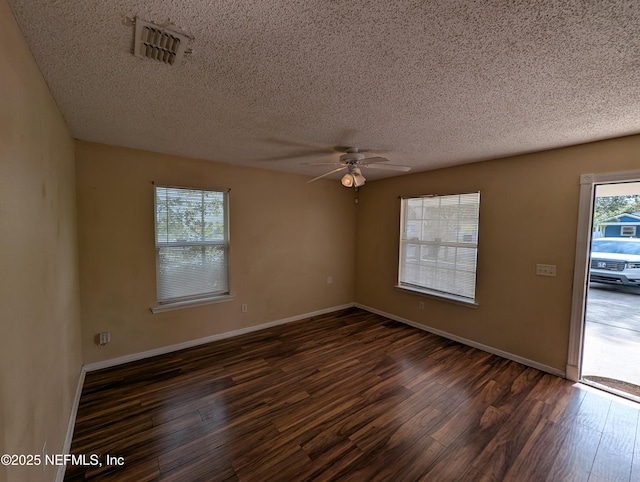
[590,237,640,287]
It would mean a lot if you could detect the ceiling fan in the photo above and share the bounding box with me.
[304,147,411,187]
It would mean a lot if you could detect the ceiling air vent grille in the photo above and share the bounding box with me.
[133,18,188,65]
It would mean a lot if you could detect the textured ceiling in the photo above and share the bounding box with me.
[7,0,640,181]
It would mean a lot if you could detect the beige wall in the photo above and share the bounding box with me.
[355,134,640,372]
[76,141,356,364]
[0,1,83,481]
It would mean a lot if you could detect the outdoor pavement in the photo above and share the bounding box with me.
[582,283,640,389]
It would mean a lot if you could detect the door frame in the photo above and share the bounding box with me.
[567,169,640,381]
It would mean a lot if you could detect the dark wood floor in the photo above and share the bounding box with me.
[65,308,640,481]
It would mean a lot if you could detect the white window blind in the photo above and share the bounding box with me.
[398,192,480,302]
[155,186,229,304]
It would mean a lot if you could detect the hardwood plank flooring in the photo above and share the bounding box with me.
[64,308,640,481]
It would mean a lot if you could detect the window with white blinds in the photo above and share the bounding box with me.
[398,192,480,303]
[154,186,229,305]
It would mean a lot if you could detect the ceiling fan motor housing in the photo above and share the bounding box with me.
[339,151,366,163]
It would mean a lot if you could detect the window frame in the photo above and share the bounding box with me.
[621,225,637,237]
[152,185,232,313]
[396,192,480,306]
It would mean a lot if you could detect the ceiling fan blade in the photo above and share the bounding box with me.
[306,166,348,183]
[365,163,411,172]
[265,137,334,151]
[301,161,343,166]
[258,137,339,161]
[361,157,391,164]
[258,149,333,162]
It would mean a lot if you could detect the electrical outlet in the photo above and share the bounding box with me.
[419,301,425,310]
[241,304,248,313]
[98,331,110,346]
[536,264,557,277]
[327,276,333,284]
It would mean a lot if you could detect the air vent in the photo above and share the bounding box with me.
[133,18,189,65]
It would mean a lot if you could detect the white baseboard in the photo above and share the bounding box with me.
[55,367,86,482]
[83,300,564,376]
[84,303,355,372]
[356,303,566,378]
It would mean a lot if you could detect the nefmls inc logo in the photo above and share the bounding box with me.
[47,454,100,466]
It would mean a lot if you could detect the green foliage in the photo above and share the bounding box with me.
[594,195,640,229]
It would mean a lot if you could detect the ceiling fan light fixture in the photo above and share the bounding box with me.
[341,173,355,187]
[352,168,366,187]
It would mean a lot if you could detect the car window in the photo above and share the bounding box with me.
[592,240,640,255]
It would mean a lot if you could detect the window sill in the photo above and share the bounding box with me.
[151,294,235,314]
[395,285,478,308]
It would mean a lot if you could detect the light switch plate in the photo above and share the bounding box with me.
[536,264,557,276]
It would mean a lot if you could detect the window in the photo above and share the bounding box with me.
[154,186,229,307]
[398,192,480,303]
[621,225,636,237]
